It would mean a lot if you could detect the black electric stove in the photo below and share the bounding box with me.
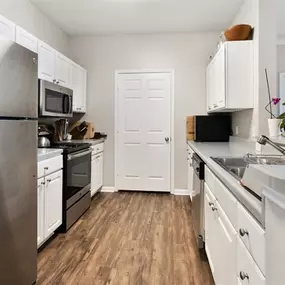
[51,142,92,232]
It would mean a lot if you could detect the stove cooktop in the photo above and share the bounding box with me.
[50,142,92,154]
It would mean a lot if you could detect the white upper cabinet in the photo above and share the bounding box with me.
[38,40,56,83]
[15,26,38,53]
[0,15,15,41]
[71,61,87,113]
[55,52,71,88]
[207,41,253,113]
[38,41,72,88]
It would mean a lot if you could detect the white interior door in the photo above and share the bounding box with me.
[116,72,171,192]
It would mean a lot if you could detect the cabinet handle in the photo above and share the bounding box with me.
[44,167,49,170]
[56,80,60,84]
[239,271,249,280]
[47,179,52,182]
[53,79,56,83]
[211,206,217,211]
[208,202,214,207]
[239,228,249,237]
[41,182,45,185]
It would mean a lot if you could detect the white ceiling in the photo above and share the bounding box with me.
[31,0,244,36]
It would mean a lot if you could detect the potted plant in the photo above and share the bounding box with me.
[265,97,285,137]
[265,69,284,137]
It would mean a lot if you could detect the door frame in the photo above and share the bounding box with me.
[114,69,175,193]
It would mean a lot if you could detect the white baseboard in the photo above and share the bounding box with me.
[173,189,189,196]
[101,186,117,193]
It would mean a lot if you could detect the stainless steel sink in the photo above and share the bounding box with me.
[212,154,285,181]
[211,157,247,180]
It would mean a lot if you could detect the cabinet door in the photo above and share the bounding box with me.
[215,199,237,285]
[38,41,56,82]
[80,68,87,112]
[55,53,71,88]
[91,155,96,197]
[237,238,265,285]
[44,170,63,238]
[0,15,15,41]
[71,61,82,112]
[204,184,218,281]
[15,26,38,53]
[206,61,214,112]
[37,178,45,247]
[214,45,226,109]
[98,153,103,188]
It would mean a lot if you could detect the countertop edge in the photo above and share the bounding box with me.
[37,149,63,163]
[187,141,263,226]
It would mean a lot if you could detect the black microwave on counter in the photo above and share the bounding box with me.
[194,115,232,142]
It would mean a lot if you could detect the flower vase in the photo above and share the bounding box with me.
[268,119,282,137]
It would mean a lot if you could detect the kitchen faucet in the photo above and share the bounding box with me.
[257,135,285,155]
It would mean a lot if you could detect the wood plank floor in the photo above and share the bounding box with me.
[37,192,214,285]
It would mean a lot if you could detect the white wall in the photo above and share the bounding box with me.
[0,0,69,54]
[69,33,218,189]
[277,45,285,73]
[231,0,277,138]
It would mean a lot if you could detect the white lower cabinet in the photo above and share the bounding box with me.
[237,238,266,285]
[91,143,104,197]
[204,167,266,285]
[37,178,45,246]
[44,171,63,238]
[204,183,236,285]
[37,166,63,248]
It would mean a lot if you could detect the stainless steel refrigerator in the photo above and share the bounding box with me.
[0,39,38,284]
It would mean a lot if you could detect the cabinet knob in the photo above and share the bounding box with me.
[239,228,249,237]
[239,271,249,280]
[44,167,49,170]
[211,206,217,212]
[56,80,60,84]
[47,179,51,183]
[208,202,214,207]
[53,79,56,83]
[41,182,45,185]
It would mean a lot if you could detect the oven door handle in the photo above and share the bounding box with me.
[67,149,92,161]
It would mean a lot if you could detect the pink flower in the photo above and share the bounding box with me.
[272,98,281,105]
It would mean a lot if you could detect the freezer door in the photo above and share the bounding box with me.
[0,39,38,118]
[0,120,37,285]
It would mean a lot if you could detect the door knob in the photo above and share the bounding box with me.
[165,137,170,143]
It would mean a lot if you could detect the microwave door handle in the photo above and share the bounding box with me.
[69,95,72,114]
[62,95,68,114]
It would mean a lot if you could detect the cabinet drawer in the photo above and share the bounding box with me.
[215,178,237,228]
[205,166,216,196]
[237,238,265,285]
[237,203,265,275]
[92,143,104,154]
[38,156,63,178]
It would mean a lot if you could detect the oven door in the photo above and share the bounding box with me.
[66,148,92,208]
[39,80,73,118]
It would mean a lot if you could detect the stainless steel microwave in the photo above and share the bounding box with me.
[38,80,73,118]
